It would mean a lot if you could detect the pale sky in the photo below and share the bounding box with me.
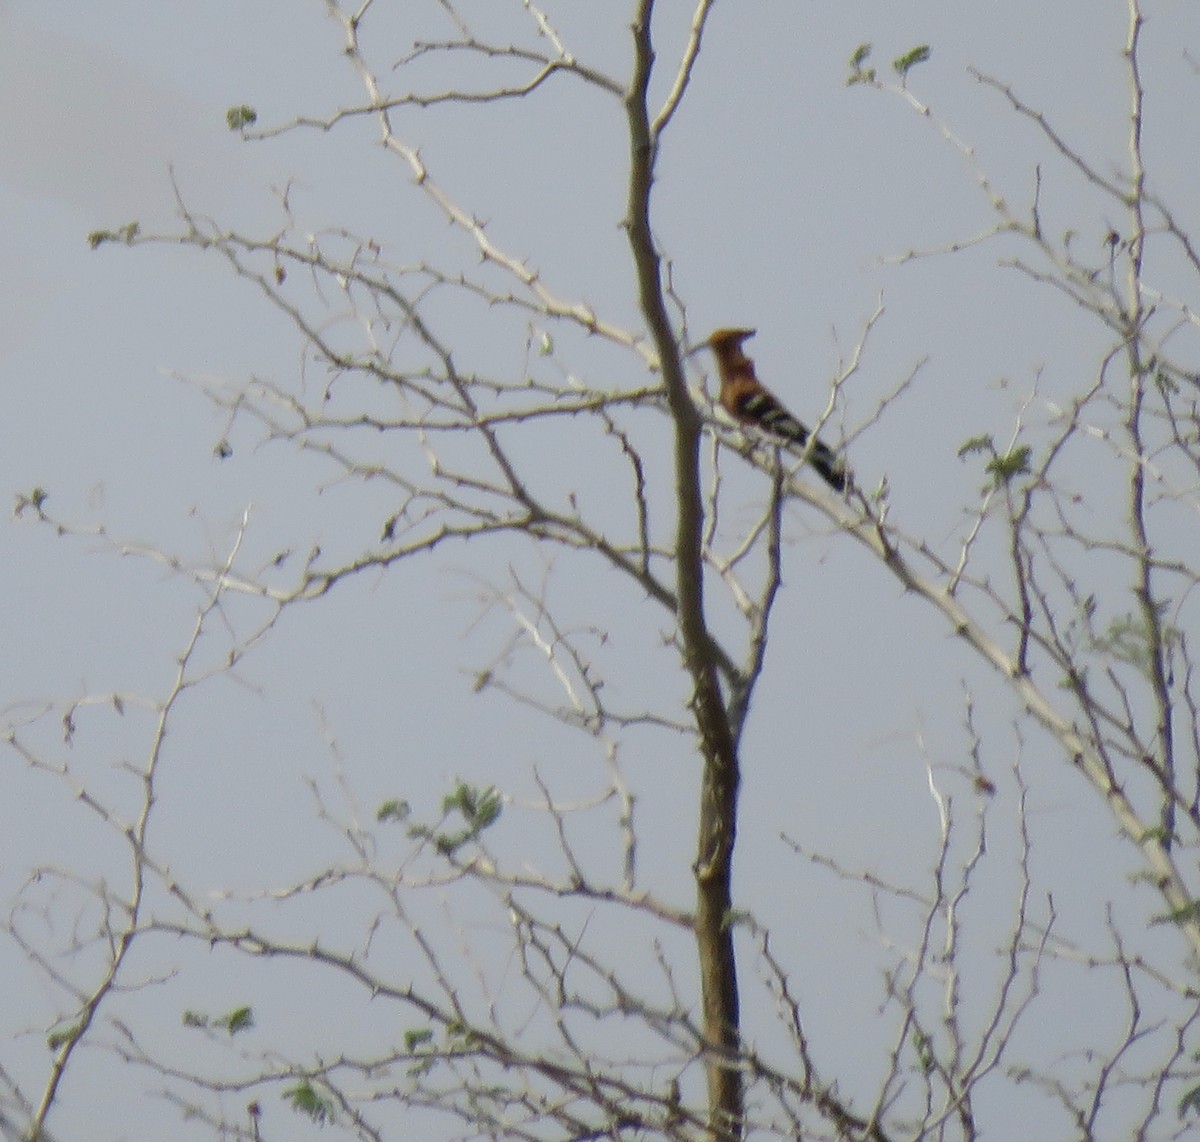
[3,2,1199,1139]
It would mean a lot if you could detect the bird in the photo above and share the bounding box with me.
[701,327,847,491]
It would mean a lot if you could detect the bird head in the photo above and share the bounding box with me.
[699,328,757,370]
[705,327,756,351]
[685,327,756,361]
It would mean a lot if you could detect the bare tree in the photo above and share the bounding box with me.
[7,1,1200,1139]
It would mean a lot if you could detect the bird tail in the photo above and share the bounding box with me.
[807,441,847,492]
[734,390,848,491]
[764,406,847,491]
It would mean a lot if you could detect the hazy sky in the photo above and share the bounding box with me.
[3,2,1199,1139]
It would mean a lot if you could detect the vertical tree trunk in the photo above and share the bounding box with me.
[624,5,744,1133]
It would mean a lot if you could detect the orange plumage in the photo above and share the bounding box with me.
[704,328,846,491]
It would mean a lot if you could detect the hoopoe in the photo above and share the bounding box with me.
[702,327,846,491]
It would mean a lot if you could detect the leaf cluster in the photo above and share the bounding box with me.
[380,781,503,856]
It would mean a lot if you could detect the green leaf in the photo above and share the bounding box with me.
[14,486,49,516]
[47,1022,82,1051]
[283,1080,334,1125]
[846,42,876,86]
[443,781,479,819]
[893,44,931,78]
[443,782,502,832]
[377,798,412,823]
[957,434,994,458]
[446,1019,480,1051]
[434,829,470,856]
[226,104,258,130]
[984,445,1032,484]
[404,1027,434,1051]
[1155,900,1200,926]
[1090,606,1176,671]
[87,221,140,249]
[1180,1083,1200,1119]
[471,786,502,830]
[215,1005,254,1035]
[407,783,505,856]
